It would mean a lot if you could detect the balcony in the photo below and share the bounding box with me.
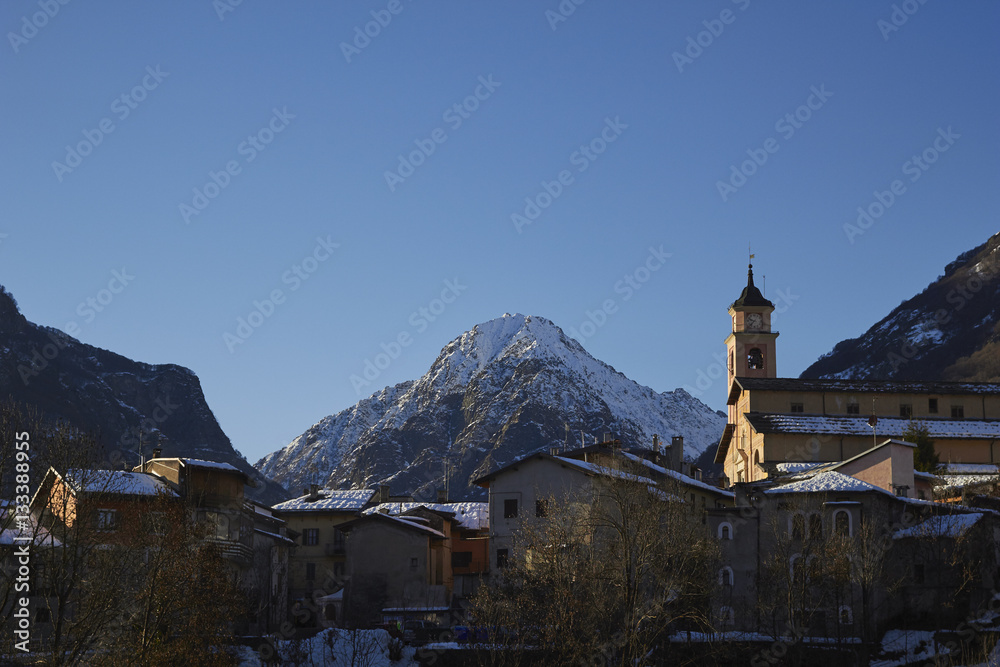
[205,537,253,565]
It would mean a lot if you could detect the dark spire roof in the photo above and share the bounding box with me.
[732,263,774,308]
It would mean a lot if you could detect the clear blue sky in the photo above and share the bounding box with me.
[1,1,997,463]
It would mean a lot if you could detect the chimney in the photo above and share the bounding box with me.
[436,489,448,503]
[309,483,320,499]
[152,447,162,459]
[652,434,660,453]
[379,484,390,503]
[670,436,684,472]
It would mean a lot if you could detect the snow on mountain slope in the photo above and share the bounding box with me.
[256,314,726,501]
[801,231,1000,382]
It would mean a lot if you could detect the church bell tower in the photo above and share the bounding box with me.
[725,262,778,389]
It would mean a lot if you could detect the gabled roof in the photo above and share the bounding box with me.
[61,469,178,497]
[766,471,891,496]
[273,488,376,513]
[744,413,1000,439]
[362,502,488,531]
[339,512,446,539]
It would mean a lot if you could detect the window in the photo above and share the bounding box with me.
[913,563,925,584]
[410,557,419,570]
[839,606,853,625]
[728,350,734,373]
[535,499,548,518]
[503,499,518,519]
[496,549,509,568]
[145,512,167,535]
[452,551,473,568]
[718,606,735,627]
[847,402,860,415]
[306,562,316,581]
[96,509,117,532]
[834,510,851,537]
[303,528,319,546]
[894,485,909,498]
[929,398,938,414]
[900,404,912,418]
[333,562,345,579]
[952,405,965,419]
[718,522,733,540]
[790,403,804,413]
[747,348,764,370]
[718,566,734,587]
[333,528,346,552]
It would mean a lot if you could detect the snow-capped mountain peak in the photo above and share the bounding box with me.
[256,314,725,500]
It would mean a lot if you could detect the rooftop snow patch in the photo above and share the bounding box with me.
[746,413,1000,439]
[767,471,888,496]
[64,469,178,497]
[893,513,983,540]
[273,488,375,512]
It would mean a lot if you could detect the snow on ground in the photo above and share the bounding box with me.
[233,628,419,666]
[869,630,954,667]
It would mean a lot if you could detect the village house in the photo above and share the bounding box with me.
[473,439,734,572]
[271,485,376,626]
[339,509,452,627]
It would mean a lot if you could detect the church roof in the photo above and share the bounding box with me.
[731,264,774,309]
[744,412,1000,439]
[728,377,1000,401]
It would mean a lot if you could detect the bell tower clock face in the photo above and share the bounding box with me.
[746,313,763,331]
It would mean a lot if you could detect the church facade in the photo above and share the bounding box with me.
[714,264,1000,487]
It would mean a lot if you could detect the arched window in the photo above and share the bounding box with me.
[747,348,764,370]
[718,566,734,587]
[809,513,823,540]
[834,509,852,537]
[728,350,734,373]
[719,606,735,627]
[754,450,761,469]
[718,522,734,540]
[839,606,853,625]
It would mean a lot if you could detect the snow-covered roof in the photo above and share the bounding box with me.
[373,513,446,538]
[941,463,999,475]
[767,471,890,496]
[273,488,375,512]
[0,512,61,547]
[362,501,488,531]
[745,413,1000,439]
[63,469,178,497]
[254,527,296,545]
[178,458,242,472]
[893,513,983,540]
[617,451,735,498]
[554,456,659,487]
[775,462,825,474]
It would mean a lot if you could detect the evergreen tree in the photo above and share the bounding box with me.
[904,419,939,473]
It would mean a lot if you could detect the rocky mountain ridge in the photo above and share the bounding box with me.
[256,313,726,500]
